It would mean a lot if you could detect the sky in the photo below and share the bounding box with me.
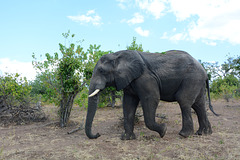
[0,0,240,80]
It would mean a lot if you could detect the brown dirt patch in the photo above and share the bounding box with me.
[1,100,240,159]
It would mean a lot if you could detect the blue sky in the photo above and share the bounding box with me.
[0,0,240,80]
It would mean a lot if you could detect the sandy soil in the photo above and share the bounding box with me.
[1,99,240,160]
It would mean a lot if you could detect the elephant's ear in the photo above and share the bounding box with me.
[114,51,144,91]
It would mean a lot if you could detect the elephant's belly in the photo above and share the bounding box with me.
[160,79,181,102]
[160,95,177,102]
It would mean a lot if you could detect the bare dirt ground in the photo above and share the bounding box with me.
[1,99,240,160]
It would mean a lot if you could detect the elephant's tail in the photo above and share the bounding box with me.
[206,79,219,116]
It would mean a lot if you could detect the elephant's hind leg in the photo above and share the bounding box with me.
[178,102,194,138]
[175,81,202,137]
[192,89,212,135]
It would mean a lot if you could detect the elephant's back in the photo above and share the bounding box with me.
[141,50,207,80]
[141,50,193,63]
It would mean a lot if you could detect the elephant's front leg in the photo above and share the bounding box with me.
[134,76,167,138]
[141,96,167,138]
[121,92,139,140]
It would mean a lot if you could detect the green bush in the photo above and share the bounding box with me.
[210,74,239,101]
[219,82,238,102]
[74,86,89,109]
[0,73,46,125]
[0,73,32,106]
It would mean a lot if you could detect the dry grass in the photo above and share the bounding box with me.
[1,99,240,160]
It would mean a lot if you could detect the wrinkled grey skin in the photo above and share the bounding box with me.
[85,50,217,140]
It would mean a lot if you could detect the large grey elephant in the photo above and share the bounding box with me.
[85,50,218,140]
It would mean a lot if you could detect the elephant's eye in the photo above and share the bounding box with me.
[98,68,106,74]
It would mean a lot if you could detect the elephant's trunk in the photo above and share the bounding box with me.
[85,86,101,139]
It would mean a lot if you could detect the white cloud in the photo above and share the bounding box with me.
[168,0,203,21]
[135,0,167,19]
[169,33,187,42]
[160,32,187,43]
[135,27,150,37]
[134,0,240,45]
[68,10,102,26]
[168,0,240,44]
[202,40,217,46]
[160,32,168,39]
[127,13,144,25]
[86,10,95,15]
[0,58,37,80]
[117,0,129,9]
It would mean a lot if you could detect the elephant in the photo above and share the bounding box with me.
[85,50,218,140]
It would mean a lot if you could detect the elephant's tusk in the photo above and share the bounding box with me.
[89,89,100,97]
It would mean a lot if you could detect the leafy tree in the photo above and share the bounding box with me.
[221,55,238,77]
[84,44,109,80]
[32,31,87,127]
[201,61,222,81]
[222,55,240,78]
[29,74,49,100]
[233,56,240,76]
[32,52,60,103]
[127,37,144,52]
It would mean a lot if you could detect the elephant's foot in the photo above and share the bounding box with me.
[159,123,167,138]
[179,130,194,138]
[195,126,212,136]
[121,132,136,140]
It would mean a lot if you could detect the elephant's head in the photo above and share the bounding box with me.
[85,50,145,139]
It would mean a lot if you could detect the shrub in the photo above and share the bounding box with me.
[0,73,46,125]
